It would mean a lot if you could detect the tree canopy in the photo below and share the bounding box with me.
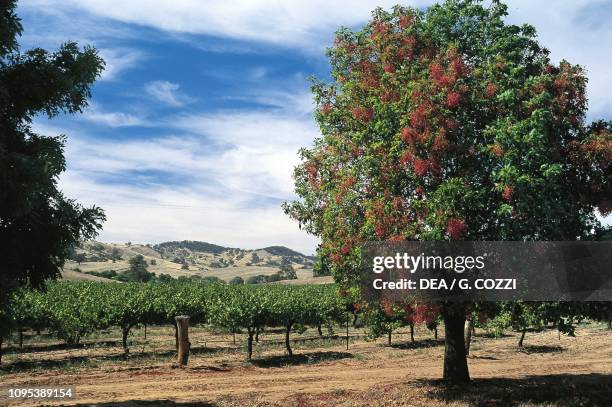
[0,0,105,335]
[284,0,610,383]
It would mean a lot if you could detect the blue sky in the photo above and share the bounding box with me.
[18,0,612,255]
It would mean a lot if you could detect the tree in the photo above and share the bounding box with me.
[73,253,86,265]
[110,248,122,262]
[155,273,173,283]
[181,262,189,270]
[229,276,244,285]
[0,0,105,340]
[279,257,297,280]
[284,0,609,384]
[121,255,153,282]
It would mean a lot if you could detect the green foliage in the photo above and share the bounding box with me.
[154,240,231,255]
[120,255,154,282]
[87,269,117,279]
[312,246,332,277]
[282,0,610,383]
[229,276,244,285]
[279,257,297,280]
[0,0,105,338]
[283,0,609,282]
[110,248,122,262]
[73,253,86,265]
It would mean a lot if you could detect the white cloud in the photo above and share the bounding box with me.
[20,1,611,119]
[144,80,196,107]
[17,4,145,82]
[98,48,146,81]
[81,103,147,127]
[34,89,321,254]
[21,0,421,51]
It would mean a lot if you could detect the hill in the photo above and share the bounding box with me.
[63,240,319,284]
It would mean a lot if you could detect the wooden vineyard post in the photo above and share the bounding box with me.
[175,315,190,366]
[346,312,349,350]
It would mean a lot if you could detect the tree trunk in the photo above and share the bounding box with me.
[255,327,260,343]
[442,304,470,384]
[434,325,438,340]
[247,327,254,360]
[608,319,611,330]
[285,323,293,356]
[144,324,147,340]
[518,327,527,347]
[388,330,392,346]
[317,324,323,337]
[174,321,179,350]
[175,316,190,365]
[410,323,415,343]
[18,329,23,349]
[464,316,474,355]
[352,312,358,327]
[122,325,132,356]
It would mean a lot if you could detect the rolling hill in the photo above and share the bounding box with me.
[63,240,323,284]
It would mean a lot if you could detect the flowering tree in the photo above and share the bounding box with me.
[284,0,610,383]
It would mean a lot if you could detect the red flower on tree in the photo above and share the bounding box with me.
[485,83,498,98]
[321,103,332,115]
[353,107,374,122]
[447,217,467,239]
[489,143,504,157]
[446,91,462,108]
[502,186,513,202]
[399,14,413,29]
[413,158,429,177]
[401,127,417,144]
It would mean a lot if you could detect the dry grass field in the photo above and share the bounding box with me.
[62,241,319,284]
[1,322,611,406]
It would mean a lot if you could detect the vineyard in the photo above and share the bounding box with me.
[2,282,351,362]
[3,281,611,364]
[1,281,612,406]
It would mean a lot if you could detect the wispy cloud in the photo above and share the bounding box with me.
[98,48,146,81]
[144,81,196,107]
[22,0,419,51]
[34,88,320,253]
[22,0,611,254]
[81,103,147,127]
[21,1,612,120]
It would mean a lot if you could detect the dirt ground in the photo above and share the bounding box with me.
[1,324,611,406]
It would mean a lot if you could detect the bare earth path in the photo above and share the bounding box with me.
[1,327,611,406]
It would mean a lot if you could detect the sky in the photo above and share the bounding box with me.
[17,0,612,255]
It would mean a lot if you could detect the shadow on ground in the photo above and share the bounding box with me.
[0,345,224,373]
[518,344,565,354]
[250,351,352,368]
[416,373,612,407]
[75,401,214,406]
[3,340,125,354]
[390,338,443,349]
